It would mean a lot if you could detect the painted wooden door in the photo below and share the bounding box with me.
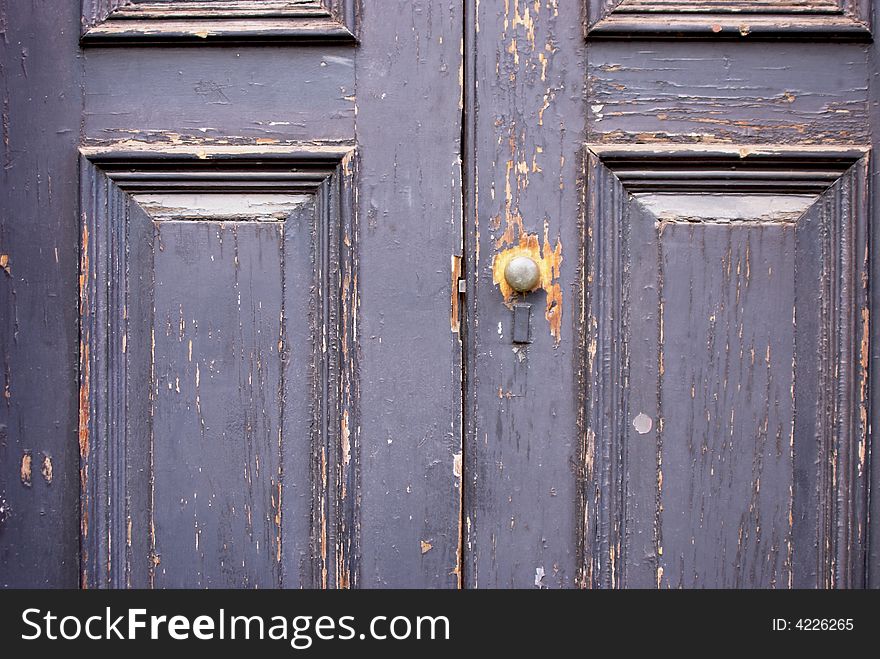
[1,1,878,589]
[464,0,878,588]
[1,1,464,589]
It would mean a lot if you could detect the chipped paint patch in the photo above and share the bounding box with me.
[20,451,32,487]
[341,410,351,466]
[420,540,433,554]
[41,454,53,484]
[492,224,563,342]
[534,566,545,588]
[451,255,462,333]
[79,220,91,568]
[632,413,653,435]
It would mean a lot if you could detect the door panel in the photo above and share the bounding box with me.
[150,214,291,589]
[83,46,355,144]
[587,42,870,146]
[583,147,868,588]
[79,151,358,588]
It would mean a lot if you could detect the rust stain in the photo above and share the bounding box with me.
[0,253,9,275]
[450,255,462,333]
[41,454,53,484]
[492,223,563,342]
[20,451,32,487]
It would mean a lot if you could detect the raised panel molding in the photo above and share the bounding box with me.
[79,143,359,588]
[81,0,357,43]
[586,0,872,39]
[579,145,870,588]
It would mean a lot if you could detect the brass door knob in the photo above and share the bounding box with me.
[504,256,540,293]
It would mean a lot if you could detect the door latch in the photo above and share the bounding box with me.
[512,303,532,344]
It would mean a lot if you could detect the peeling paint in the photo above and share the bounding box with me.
[492,225,563,342]
[41,454,53,484]
[20,451,32,487]
[341,410,351,467]
[451,255,462,333]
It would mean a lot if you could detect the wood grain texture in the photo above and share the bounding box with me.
[582,147,869,588]
[579,152,631,588]
[790,163,869,588]
[151,218,289,588]
[659,221,795,588]
[0,0,82,588]
[81,0,357,43]
[355,0,464,588]
[587,0,872,38]
[79,148,359,588]
[464,0,586,588]
[588,42,869,146]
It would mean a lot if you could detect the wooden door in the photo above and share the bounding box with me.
[1,1,464,589]
[463,0,878,588]
[1,1,878,590]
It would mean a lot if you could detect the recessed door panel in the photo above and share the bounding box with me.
[79,152,357,588]
[583,148,869,588]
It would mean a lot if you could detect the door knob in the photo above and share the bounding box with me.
[504,256,540,293]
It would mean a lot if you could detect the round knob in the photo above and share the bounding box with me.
[504,256,541,293]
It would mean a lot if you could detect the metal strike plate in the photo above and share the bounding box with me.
[512,303,532,344]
